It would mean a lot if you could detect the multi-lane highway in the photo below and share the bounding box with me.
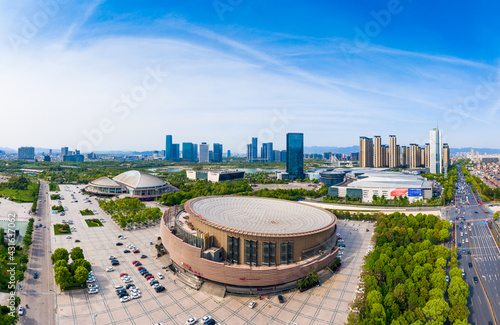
[450,165,499,325]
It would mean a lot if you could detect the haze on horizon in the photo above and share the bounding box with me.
[1,0,499,153]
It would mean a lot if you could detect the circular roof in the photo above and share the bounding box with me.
[113,170,166,189]
[89,177,121,188]
[187,196,335,235]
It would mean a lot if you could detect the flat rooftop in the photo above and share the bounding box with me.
[187,196,335,235]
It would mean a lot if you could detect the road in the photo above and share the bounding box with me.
[449,165,499,325]
[19,181,55,325]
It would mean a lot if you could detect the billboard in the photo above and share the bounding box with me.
[408,188,423,197]
[390,188,408,197]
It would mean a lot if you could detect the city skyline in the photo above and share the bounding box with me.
[1,1,499,151]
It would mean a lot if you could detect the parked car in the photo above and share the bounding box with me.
[106,267,114,272]
[18,306,25,316]
[116,242,124,246]
[33,271,38,279]
[157,273,164,279]
[201,316,212,324]
[123,250,131,253]
[140,254,148,259]
[120,296,131,303]
[278,295,284,303]
[133,250,140,254]
[248,301,256,309]
[186,318,197,325]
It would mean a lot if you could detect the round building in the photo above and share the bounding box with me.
[86,170,178,199]
[161,196,339,292]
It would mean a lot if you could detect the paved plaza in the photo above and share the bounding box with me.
[19,184,372,325]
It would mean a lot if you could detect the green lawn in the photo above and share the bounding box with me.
[54,224,72,235]
[80,209,94,216]
[0,186,36,203]
[85,219,103,227]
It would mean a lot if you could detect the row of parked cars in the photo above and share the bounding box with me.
[135,261,165,293]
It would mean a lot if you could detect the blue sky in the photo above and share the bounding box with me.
[1,0,499,152]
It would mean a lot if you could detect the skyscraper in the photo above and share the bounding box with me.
[409,144,419,168]
[172,144,180,160]
[261,143,268,161]
[199,143,209,163]
[61,147,69,157]
[425,143,430,168]
[389,135,398,168]
[286,133,305,180]
[429,127,443,174]
[193,144,198,162]
[213,143,223,163]
[266,143,274,162]
[252,137,258,162]
[227,150,231,158]
[182,142,194,162]
[359,137,374,168]
[401,146,408,167]
[373,136,382,167]
[443,143,450,170]
[165,135,173,160]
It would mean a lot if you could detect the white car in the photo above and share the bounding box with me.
[131,292,141,299]
[201,316,212,324]
[157,273,164,279]
[186,318,197,325]
[106,267,114,272]
[88,284,98,289]
[131,289,141,294]
[248,301,256,309]
[108,256,116,260]
[66,235,72,239]
[123,278,133,283]
[88,288,99,294]
[120,296,130,303]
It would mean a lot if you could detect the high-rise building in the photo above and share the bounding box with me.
[252,137,258,161]
[420,147,426,167]
[18,147,35,160]
[227,150,231,158]
[359,137,374,168]
[165,135,173,160]
[49,149,52,156]
[470,148,474,158]
[172,144,180,160]
[373,136,382,167]
[409,144,420,168]
[286,133,305,180]
[213,143,223,163]
[44,155,51,162]
[199,143,209,163]
[429,127,443,174]
[193,144,198,162]
[443,143,450,169]
[273,150,281,162]
[425,143,430,168]
[401,146,408,167]
[61,147,69,157]
[351,152,359,161]
[280,150,287,163]
[209,150,214,162]
[182,142,194,162]
[247,144,252,161]
[261,143,268,161]
[389,135,398,168]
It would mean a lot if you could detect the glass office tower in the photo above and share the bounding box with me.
[286,133,305,180]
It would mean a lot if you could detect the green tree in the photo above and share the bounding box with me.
[449,304,470,323]
[73,266,89,285]
[54,266,73,289]
[449,267,462,280]
[70,247,84,261]
[494,212,499,220]
[423,298,450,324]
[438,229,450,241]
[448,278,469,307]
[51,248,69,264]
[54,260,68,269]
[73,259,92,273]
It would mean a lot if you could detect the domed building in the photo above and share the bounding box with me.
[86,170,178,199]
[161,196,339,293]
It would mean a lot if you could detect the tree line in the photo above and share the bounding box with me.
[99,197,162,228]
[346,212,470,325]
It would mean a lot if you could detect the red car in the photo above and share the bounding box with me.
[132,261,139,265]
[145,275,154,280]
[120,273,128,277]
[133,250,140,254]
[138,267,145,271]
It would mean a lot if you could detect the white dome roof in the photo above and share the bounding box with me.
[89,177,121,188]
[113,170,166,189]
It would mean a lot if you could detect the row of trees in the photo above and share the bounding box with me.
[296,268,320,291]
[160,180,252,206]
[51,247,91,290]
[242,186,328,201]
[99,197,162,228]
[346,212,469,325]
[422,163,458,204]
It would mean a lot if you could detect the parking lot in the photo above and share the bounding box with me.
[49,185,373,325]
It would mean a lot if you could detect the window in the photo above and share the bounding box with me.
[280,242,294,264]
[262,242,276,266]
[244,240,258,265]
[227,236,239,264]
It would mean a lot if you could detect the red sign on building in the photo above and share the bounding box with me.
[390,188,408,197]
